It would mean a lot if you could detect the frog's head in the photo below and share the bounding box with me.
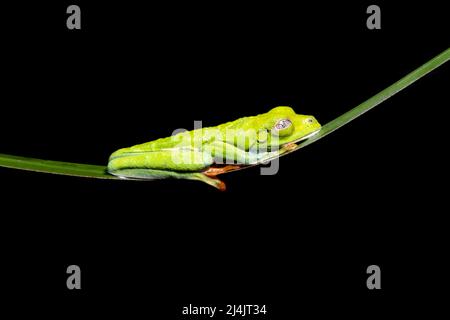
[247,106,321,149]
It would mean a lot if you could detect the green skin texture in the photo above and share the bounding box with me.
[107,106,321,189]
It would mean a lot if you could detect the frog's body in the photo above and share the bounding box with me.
[107,106,321,190]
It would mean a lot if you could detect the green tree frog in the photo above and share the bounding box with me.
[107,106,321,190]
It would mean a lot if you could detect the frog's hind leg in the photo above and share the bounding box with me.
[110,168,178,180]
[110,168,226,191]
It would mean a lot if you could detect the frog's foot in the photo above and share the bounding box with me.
[203,165,242,177]
[193,173,226,191]
[207,176,226,191]
[282,142,298,151]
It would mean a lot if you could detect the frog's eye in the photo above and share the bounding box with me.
[272,118,294,137]
[305,118,314,124]
[274,119,292,131]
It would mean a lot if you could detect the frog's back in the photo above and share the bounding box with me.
[127,134,189,151]
[125,114,254,152]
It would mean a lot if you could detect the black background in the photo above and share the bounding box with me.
[1,1,449,318]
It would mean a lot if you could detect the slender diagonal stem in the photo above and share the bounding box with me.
[299,47,450,149]
[0,47,449,179]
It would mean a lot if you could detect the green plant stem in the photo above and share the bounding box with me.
[0,47,449,179]
[0,153,117,179]
[299,47,450,149]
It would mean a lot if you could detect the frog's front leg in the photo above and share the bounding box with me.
[204,141,259,165]
[205,141,295,166]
